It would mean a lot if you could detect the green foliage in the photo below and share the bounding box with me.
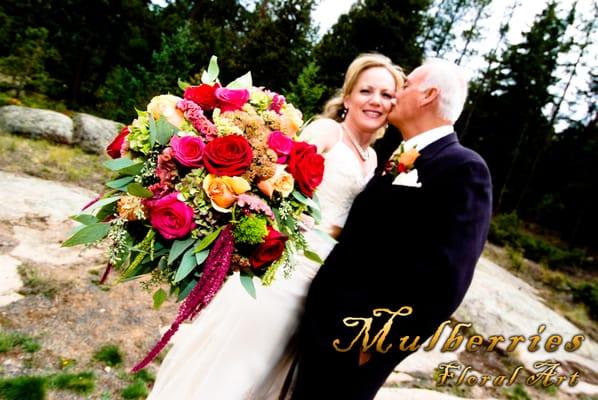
[506,246,525,271]
[488,213,586,269]
[502,384,532,400]
[285,62,327,119]
[17,264,62,299]
[121,380,149,399]
[0,331,40,353]
[0,376,46,400]
[47,372,95,395]
[233,215,268,245]
[93,344,124,367]
[571,282,598,320]
[236,0,317,93]
[0,27,55,98]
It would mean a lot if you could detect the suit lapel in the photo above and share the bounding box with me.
[414,132,458,167]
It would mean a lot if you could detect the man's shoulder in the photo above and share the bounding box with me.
[439,140,488,169]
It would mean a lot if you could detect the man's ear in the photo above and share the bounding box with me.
[420,87,439,107]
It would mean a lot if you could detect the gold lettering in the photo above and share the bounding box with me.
[564,335,585,352]
[526,360,560,386]
[545,335,562,352]
[332,307,413,354]
[424,320,452,351]
[465,335,484,352]
[569,371,580,386]
[508,366,523,385]
[485,335,505,351]
[506,335,526,352]
[527,324,546,352]
[441,322,472,352]
[436,362,460,386]
[479,375,491,386]
[398,335,422,352]
[456,365,472,385]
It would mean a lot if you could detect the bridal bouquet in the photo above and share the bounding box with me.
[63,57,324,371]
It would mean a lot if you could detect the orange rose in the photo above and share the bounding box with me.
[398,148,420,167]
[280,104,303,137]
[147,95,185,128]
[203,174,250,212]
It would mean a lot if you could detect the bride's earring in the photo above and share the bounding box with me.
[341,107,348,120]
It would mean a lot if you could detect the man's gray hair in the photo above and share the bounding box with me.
[419,58,469,123]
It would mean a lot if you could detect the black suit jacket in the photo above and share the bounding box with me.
[302,132,493,356]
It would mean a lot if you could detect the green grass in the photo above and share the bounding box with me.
[0,330,40,353]
[93,344,124,367]
[502,384,532,400]
[47,371,95,394]
[0,91,68,113]
[0,372,94,400]
[0,376,46,400]
[0,131,111,192]
[17,264,63,300]
[121,379,149,399]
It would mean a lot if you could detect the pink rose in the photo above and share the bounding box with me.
[147,193,196,239]
[170,135,205,168]
[215,87,250,112]
[267,131,293,163]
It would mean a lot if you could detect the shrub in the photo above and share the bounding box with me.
[572,282,598,321]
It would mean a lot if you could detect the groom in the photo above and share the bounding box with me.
[289,59,492,399]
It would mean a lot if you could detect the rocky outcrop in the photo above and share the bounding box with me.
[73,112,122,154]
[0,105,74,143]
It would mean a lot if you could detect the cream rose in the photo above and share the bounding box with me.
[257,165,295,198]
[147,95,185,128]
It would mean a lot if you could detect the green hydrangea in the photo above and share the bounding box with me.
[127,111,151,154]
[234,215,268,245]
[249,89,271,112]
[212,108,243,136]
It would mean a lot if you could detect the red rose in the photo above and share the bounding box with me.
[267,131,293,163]
[147,193,196,240]
[287,141,325,197]
[250,227,288,269]
[184,83,220,111]
[106,126,130,158]
[203,135,253,176]
[215,87,250,112]
[170,134,205,168]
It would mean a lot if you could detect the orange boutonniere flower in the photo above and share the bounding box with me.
[384,144,420,176]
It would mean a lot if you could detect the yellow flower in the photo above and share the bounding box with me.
[147,95,185,128]
[203,174,251,212]
[398,148,420,167]
[257,165,294,198]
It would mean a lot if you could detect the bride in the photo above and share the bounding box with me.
[147,53,404,399]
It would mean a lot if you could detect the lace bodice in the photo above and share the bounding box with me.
[316,133,376,231]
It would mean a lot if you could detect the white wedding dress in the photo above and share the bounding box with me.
[147,130,376,400]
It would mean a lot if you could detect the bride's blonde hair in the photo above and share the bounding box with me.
[321,53,405,130]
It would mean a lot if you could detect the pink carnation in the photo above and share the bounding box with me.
[268,93,286,114]
[236,194,274,219]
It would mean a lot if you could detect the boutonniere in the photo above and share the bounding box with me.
[383,144,422,187]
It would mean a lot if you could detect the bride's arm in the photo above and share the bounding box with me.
[299,118,341,154]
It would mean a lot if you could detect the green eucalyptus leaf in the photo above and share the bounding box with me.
[193,226,224,253]
[226,72,252,89]
[240,272,256,299]
[173,248,198,283]
[148,114,157,146]
[106,176,135,190]
[303,250,323,265]
[62,223,110,247]
[177,278,197,302]
[195,249,209,265]
[292,190,320,211]
[201,55,220,84]
[70,214,98,225]
[127,183,153,198]
[178,79,190,91]
[156,118,177,145]
[152,288,168,310]
[168,238,196,265]
[103,157,137,171]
